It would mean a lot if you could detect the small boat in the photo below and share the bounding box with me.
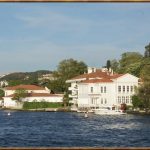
[84,112,88,118]
[93,106,126,115]
[7,112,11,116]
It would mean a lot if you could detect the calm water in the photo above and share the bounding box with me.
[0,110,150,147]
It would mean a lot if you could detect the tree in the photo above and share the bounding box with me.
[126,62,142,77]
[0,89,4,97]
[144,43,150,58]
[118,52,143,75]
[140,58,150,81]
[138,61,150,111]
[12,88,28,102]
[138,83,150,111]
[53,58,87,92]
[63,91,69,108]
[9,80,23,86]
[110,59,119,72]
[132,95,144,109]
[106,60,111,70]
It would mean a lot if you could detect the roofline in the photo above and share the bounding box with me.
[3,94,63,98]
[79,82,113,84]
[115,73,139,80]
[66,78,86,83]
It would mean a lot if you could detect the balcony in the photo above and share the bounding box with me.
[69,94,78,98]
[68,87,78,91]
[88,93,101,96]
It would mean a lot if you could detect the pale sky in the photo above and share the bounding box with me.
[0,3,150,73]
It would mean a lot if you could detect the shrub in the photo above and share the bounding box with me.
[23,102,63,109]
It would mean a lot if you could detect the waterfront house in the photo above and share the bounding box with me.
[3,84,63,108]
[66,67,139,110]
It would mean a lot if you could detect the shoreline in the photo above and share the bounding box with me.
[1,107,150,115]
[0,107,72,112]
[126,110,150,115]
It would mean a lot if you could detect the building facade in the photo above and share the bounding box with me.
[66,67,139,110]
[3,84,63,108]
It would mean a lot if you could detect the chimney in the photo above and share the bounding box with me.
[88,67,96,73]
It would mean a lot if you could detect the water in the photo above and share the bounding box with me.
[0,110,150,147]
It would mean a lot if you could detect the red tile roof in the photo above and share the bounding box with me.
[28,93,62,97]
[71,70,110,80]
[5,85,45,90]
[81,78,113,83]
[70,70,125,81]
[109,74,124,79]
[5,93,62,98]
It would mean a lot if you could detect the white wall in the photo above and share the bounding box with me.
[78,82,116,107]
[114,74,139,106]
[3,97,23,109]
[3,96,63,108]
[23,96,63,103]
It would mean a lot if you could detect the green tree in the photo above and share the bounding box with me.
[126,62,142,77]
[132,95,143,109]
[106,60,111,70]
[138,83,150,111]
[53,58,87,92]
[110,59,119,72]
[118,52,143,76]
[63,91,69,108]
[140,58,150,81]
[9,80,23,86]
[138,61,150,111]
[12,88,28,102]
[144,43,150,58]
[0,89,4,97]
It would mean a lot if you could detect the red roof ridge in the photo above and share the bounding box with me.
[5,84,45,90]
[4,93,63,98]
[81,78,113,83]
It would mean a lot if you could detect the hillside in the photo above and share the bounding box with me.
[0,70,53,86]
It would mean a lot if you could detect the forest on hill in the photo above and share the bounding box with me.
[0,70,52,86]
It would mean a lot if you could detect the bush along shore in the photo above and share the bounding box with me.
[126,109,150,115]
[1,102,71,112]
[23,102,71,112]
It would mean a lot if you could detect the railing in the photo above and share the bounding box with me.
[69,94,78,98]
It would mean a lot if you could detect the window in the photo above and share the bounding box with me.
[131,86,133,92]
[130,96,132,103]
[101,87,103,93]
[104,86,106,93]
[123,86,125,92]
[91,87,93,93]
[122,96,125,103]
[118,96,121,104]
[91,98,94,104]
[92,68,95,72]
[126,96,129,104]
[91,98,98,105]
[105,99,107,104]
[118,86,121,92]
[101,98,103,104]
[127,86,129,92]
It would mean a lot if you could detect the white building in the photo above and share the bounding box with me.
[0,80,8,87]
[38,73,55,81]
[66,67,139,110]
[3,84,63,108]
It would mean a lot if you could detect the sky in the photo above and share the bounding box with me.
[0,3,150,74]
